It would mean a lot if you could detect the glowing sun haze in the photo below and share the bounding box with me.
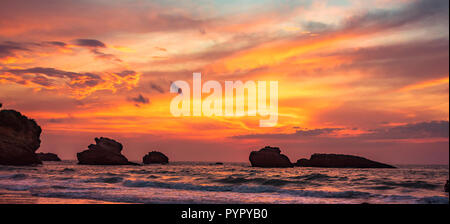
[0,0,448,164]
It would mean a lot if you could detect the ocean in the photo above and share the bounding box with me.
[0,161,448,204]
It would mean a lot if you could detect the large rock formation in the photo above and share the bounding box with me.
[445,180,449,193]
[0,107,42,166]
[143,151,169,164]
[249,146,294,168]
[77,137,137,165]
[294,154,396,168]
[36,152,61,161]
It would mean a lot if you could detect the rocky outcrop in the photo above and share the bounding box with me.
[294,154,396,168]
[445,180,449,193]
[249,146,294,168]
[143,151,169,164]
[77,137,137,165]
[0,107,42,166]
[36,152,61,161]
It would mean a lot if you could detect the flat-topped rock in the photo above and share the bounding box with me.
[295,153,396,168]
[249,146,293,168]
[37,152,61,161]
[143,151,169,164]
[77,137,137,165]
[0,108,42,166]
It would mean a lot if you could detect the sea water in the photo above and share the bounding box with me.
[0,161,448,204]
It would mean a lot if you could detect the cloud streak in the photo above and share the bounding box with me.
[0,67,140,98]
[233,121,449,141]
[128,94,150,106]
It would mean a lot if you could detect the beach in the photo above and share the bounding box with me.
[0,161,448,204]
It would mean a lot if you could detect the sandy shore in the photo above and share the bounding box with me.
[0,189,127,204]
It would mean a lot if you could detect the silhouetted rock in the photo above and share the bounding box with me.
[77,137,137,165]
[249,146,294,168]
[294,154,396,168]
[36,152,61,161]
[143,151,169,164]
[0,109,42,165]
[445,180,449,193]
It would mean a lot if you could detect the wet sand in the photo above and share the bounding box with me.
[0,189,127,204]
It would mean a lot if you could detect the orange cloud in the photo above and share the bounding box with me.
[399,76,449,92]
[0,68,141,99]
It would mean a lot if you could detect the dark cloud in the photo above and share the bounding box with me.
[362,121,449,140]
[302,21,331,32]
[72,39,123,62]
[45,117,74,123]
[45,41,67,47]
[0,39,117,65]
[148,32,284,67]
[74,39,106,48]
[0,42,29,58]
[0,0,209,39]
[233,128,342,139]
[3,67,104,88]
[325,38,449,82]
[1,67,139,94]
[31,75,53,87]
[150,83,165,93]
[295,128,342,136]
[91,49,122,62]
[1,39,121,63]
[233,121,449,140]
[129,94,149,105]
[342,0,448,32]
[5,67,100,79]
[116,70,137,77]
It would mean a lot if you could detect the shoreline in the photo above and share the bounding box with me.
[0,189,127,204]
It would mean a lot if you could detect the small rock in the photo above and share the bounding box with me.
[249,146,293,168]
[143,151,169,164]
[36,152,61,161]
[294,153,396,168]
[77,137,136,165]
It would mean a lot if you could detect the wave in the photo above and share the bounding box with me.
[61,168,75,172]
[122,179,373,199]
[83,177,124,184]
[0,163,447,204]
[22,186,449,204]
[289,173,348,181]
[417,196,449,204]
[127,169,152,174]
[0,166,37,171]
[128,169,177,175]
[0,183,32,191]
[373,180,439,190]
[215,176,303,186]
[213,174,348,186]
[289,173,333,180]
[0,173,28,180]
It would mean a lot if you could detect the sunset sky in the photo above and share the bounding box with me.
[0,0,448,164]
